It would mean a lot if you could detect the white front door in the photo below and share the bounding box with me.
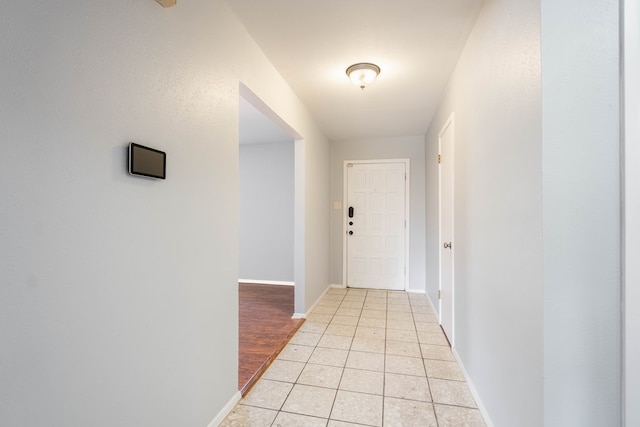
[345,161,408,290]
[439,115,455,344]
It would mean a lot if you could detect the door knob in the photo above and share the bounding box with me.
[443,242,452,249]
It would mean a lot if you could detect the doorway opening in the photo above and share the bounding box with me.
[237,85,305,394]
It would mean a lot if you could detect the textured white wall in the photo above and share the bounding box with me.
[329,136,426,292]
[0,1,330,425]
[239,142,294,282]
[624,0,640,423]
[541,0,621,425]
[424,0,543,425]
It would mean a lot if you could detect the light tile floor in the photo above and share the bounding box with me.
[222,288,486,427]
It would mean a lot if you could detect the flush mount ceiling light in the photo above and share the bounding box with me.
[346,63,380,89]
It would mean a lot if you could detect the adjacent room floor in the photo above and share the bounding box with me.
[239,282,304,394]
[224,287,486,426]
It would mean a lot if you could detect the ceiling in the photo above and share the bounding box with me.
[228,0,485,142]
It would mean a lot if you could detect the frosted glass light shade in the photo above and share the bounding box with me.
[346,63,380,89]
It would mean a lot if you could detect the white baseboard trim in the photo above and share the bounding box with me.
[238,279,294,286]
[330,283,347,289]
[292,313,306,319]
[207,391,242,427]
[407,288,426,294]
[451,348,495,427]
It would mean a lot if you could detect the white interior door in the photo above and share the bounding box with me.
[439,116,455,344]
[345,161,407,290]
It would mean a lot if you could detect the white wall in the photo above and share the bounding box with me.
[624,0,640,423]
[239,142,294,282]
[330,136,426,292]
[0,1,330,425]
[541,0,621,425]
[425,0,543,425]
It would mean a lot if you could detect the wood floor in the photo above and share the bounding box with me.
[238,283,304,395]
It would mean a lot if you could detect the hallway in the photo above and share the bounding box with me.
[222,288,485,426]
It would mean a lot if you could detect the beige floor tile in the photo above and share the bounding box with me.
[434,404,487,426]
[331,315,359,326]
[298,363,344,388]
[327,421,363,427]
[290,331,322,347]
[220,404,278,427]
[386,311,414,321]
[317,298,341,307]
[385,340,421,358]
[272,411,328,427]
[342,295,366,303]
[386,328,418,343]
[386,319,416,331]
[419,312,439,323]
[282,384,337,418]
[355,326,386,340]
[383,397,437,427]
[241,379,293,410]
[307,313,333,324]
[421,344,456,361]
[340,301,364,309]
[429,378,478,408]
[358,317,386,328]
[262,359,305,383]
[365,296,387,304]
[277,344,315,363]
[385,355,426,377]
[384,372,431,401]
[350,337,385,353]
[413,313,435,323]
[335,307,362,317]
[308,347,349,367]
[313,305,338,315]
[345,350,385,372]
[323,293,345,301]
[412,305,431,314]
[325,323,357,337]
[317,334,353,350]
[363,303,387,312]
[387,303,411,313]
[424,359,465,381]
[300,321,328,334]
[387,291,408,299]
[339,368,384,395]
[360,309,386,319]
[415,321,443,333]
[367,290,388,297]
[417,331,449,346]
[331,390,383,427]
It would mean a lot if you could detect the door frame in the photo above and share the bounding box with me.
[342,159,411,290]
[438,113,455,344]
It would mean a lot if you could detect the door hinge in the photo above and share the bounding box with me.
[438,290,441,299]
[438,154,441,164]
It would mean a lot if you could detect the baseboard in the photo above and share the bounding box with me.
[207,391,242,427]
[330,283,347,289]
[238,279,294,286]
[407,288,426,294]
[451,348,495,427]
[292,313,306,319]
